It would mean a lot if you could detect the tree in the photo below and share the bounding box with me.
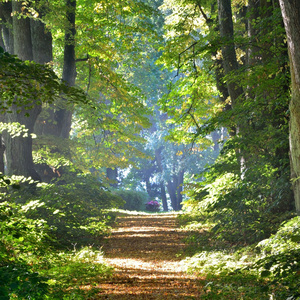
[279,0,300,214]
[0,1,53,180]
[0,0,157,182]
[158,0,292,235]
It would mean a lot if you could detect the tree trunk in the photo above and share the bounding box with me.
[155,147,168,211]
[106,167,118,187]
[160,181,168,211]
[12,1,33,61]
[35,0,76,139]
[0,2,14,54]
[176,169,184,210]
[218,0,244,107]
[247,0,260,68]
[279,0,300,214]
[0,25,5,49]
[166,170,184,211]
[218,0,246,173]
[167,180,178,211]
[197,2,234,134]
[4,1,41,180]
[59,0,76,139]
[30,19,53,64]
[3,1,53,180]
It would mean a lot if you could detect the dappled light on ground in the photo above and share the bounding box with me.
[94,214,205,299]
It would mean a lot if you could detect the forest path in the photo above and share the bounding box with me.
[97,213,204,299]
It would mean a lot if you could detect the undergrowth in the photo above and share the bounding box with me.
[0,173,118,299]
[179,144,299,299]
[179,212,300,299]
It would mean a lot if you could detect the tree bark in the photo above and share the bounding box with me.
[176,169,184,210]
[0,2,14,53]
[247,0,260,68]
[34,0,76,139]
[218,0,244,108]
[3,1,53,180]
[155,147,168,211]
[59,0,76,139]
[279,0,300,214]
[160,181,168,211]
[12,1,33,61]
[166,170,184,211]
[4,1,40,180]
[167,180,178,211]
[218,0,247,173]
[30,19,53,64]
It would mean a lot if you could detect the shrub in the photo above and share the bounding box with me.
[145,200,160,212]
[8,173,124,248]
[113,189,149,211]
[0,201,50,299]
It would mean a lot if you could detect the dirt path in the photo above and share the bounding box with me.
[97,213,204,299]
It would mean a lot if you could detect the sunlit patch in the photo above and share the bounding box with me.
[96,214,205,298]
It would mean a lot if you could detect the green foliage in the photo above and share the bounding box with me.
[0,262,48,300]
[181,134,293,245]
[0,175,116,299]
[8,174,123,248]
[248,217,300,299]
[42,247,113,300]
[179,216,300,299]
[160,0,292,228]
[113,189,149,211]
[0,47,89,113]
[0,200,51,299]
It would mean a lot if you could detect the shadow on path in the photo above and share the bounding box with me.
[95,214,205,299]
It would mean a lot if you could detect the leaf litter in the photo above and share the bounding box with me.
[95,213,205,299]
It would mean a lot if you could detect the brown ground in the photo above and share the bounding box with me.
[96,213,205,299]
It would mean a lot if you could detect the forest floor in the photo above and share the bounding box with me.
[96,212,205,299]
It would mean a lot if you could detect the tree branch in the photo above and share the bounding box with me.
[195,1,211,23]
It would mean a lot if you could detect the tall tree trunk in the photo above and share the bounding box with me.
[166,170,184,211]
[160,181,168,211]
[0,2,12,173]
[176,169,184,210]
[247,0,260,68]
[4,1,41,180]
[218,0,245,172]
[35,0,76,139]
[58,0,77,139]
[4,1,53,180]
[197,2,233,134]
[30,19,53,64]
[155,147,168,211]
[0,25,5,49]
[0,2,14,54]
[218,0,244,108]
[279,0,300,214]
[167,180,178,211]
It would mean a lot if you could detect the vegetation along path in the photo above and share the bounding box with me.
[97,213,204,299]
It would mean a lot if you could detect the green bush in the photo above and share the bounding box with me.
[0,174,118,299]
[0,201,50,299]
[250,217,300,299]
[8,173,124,248]
[43,247,113,299]
[113,189,149,211]
[182,143,294,245]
